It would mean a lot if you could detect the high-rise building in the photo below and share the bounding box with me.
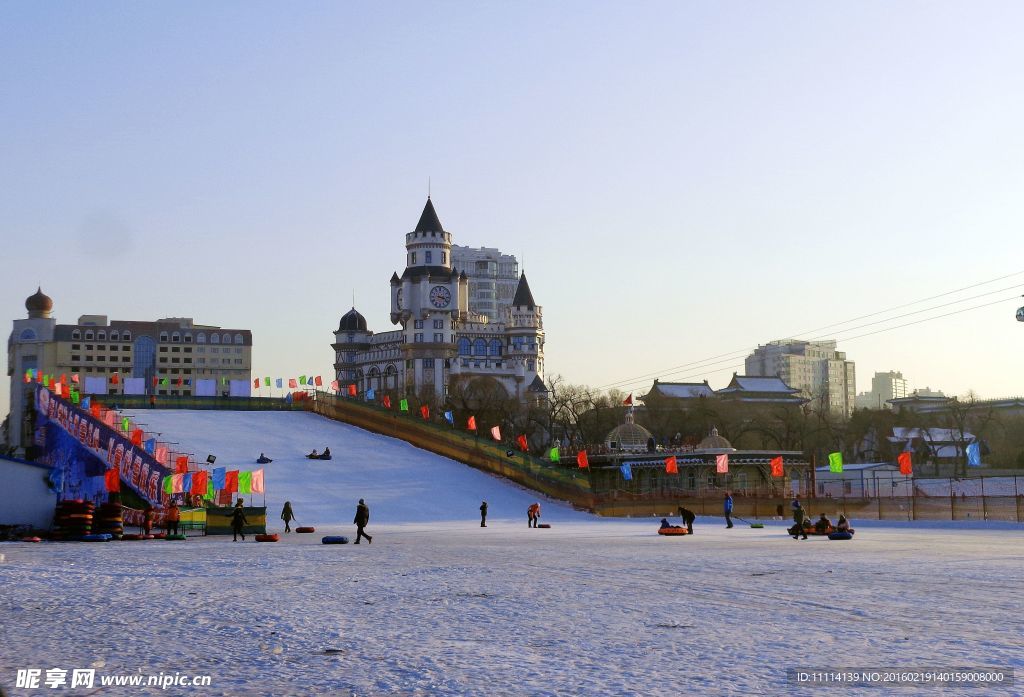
[6,288,252,452]
[854,370,909,410]
[332,198,546,402]
[449,245,520,322]
[745,339,856,417]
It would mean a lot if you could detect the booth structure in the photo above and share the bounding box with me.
[205,507,267,536]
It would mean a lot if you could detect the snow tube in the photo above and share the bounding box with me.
[321,536,349,545]
[536,523,551,529]
[296,527,315,533]
[255,534,279,542]
[828,531,854,541]
[121,533,144,541]
[21,537,42,543]
[165,534,187,541]
[658,527,690,536]
[150,532,167,539]
[79,534,112,542]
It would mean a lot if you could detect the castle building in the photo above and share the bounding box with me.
[448,245,520,322]
[6,288,252,452]
[332,198,546,402]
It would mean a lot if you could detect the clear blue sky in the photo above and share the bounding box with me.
[3,1,1023,420]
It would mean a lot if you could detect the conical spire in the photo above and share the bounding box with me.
[512,272,536,309]
[414,197,445,233]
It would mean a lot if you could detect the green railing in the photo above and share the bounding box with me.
[99,394,305,411]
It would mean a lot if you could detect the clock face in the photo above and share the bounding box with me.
[396,288,403,310]
[429,285,451,308]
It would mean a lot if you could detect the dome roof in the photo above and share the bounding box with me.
[697,426,735,451]
[605,410,653,450]
[26,286,53,317]
[338,308,367,332]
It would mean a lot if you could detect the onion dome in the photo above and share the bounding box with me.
[698,426,735,451]
[338,308,367,332]
[26,286,53,318]
[605,411,654,451]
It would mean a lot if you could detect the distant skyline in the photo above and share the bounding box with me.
[3,2,1023,421]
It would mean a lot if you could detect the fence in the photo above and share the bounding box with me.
[104,394,305,411]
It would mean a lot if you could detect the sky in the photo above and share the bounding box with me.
[2,1,1024,420]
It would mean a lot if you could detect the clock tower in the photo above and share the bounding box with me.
[390,197,468,398]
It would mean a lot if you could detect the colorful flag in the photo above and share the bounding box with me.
[490,425,502,441]
[620,462,632,481]
[517,435,529,452]
[104,468,120,492]
[828,452,843,473]
[467,415,477,431]
[54,382,63,397]
[576,450,589,468]
[299,375,307,385]
[182,472,192,493]
[176,377,183,387]
[288,378,297,389]
[382,395,392,409]
[90,403,101,418]
[623,394,633,406]
[548,445,559,461]
[162,475,173,495]
[330,380,339,391]
[144,438,156,455]
[770,456,784,478]
[253,378,260,389]
[71,373,79,384]
[160,377,169,386]
[966,442,981,467]
[212,467,226,490]
[191,470,208,496]
[444,410,454,425]
[121,417,131,432]
[239,470,252,495]
[172,473,185,494]
[367,388,376,401]
[222,377,228,386]
[224,470,239,493]
[175,456,189,474]
[276,378,283,388]
[71,391,80,404]
[81,396,91,410]
[205,479,214,501]
[897,451,912,476]
[716,454,729,474]
[251,469,265,494]
[348,384,357,397]
[155,445,168,465]
[400,399,409,412]
[130,429,144,446]
[314,376,323,386]
[265,377,271,387]
[111,373,119,385]
[420,404,430,420]
[23,370,30,384]
[665,456,678,474]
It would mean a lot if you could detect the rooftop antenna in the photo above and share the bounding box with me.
[352,289,355,309]
[428,176,431,199]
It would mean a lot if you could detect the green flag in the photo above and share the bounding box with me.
[299,375,307,385]
[828,452,843,473]
[222,377,228,385]
[163,476,173,495]
[549,446,560,462]
[239,471,252,494]
[264,377,271,387]
[399,399,409,412]
[205,479,214,500]
[71,391,80,404]
[121,417,130,431]
[160,377,169,386]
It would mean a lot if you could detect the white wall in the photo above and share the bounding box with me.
[0,457,56,529]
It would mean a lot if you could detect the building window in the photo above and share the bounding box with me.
[527,359,535,371]
[211,334,220,344]
[441,252,446,264]
[85,331,94,340]
[122,331,131,340]
[72,330,81,340]
[171,347,180,353]
[473,339,487,356]
[426,251,432,263]
[414,333,423,343]
[71,355,80,362]
[424,358,435,368]
[489,339,502,356]
[414,320,423,329]
[160,332,168,342]
[110,331,118,341]
[410,252,417,264]
[71,344,80,350]
[433,333,443,343]
[97,331,105,340]
[234,334,243,344]
[197,333,206,343]
[457,338,471,356]
[18,329,36,341]
[433,320,443,329]
[160,347,168,353]
[184,334,193,343]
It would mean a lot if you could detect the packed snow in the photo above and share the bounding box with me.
[1,410,1022,696]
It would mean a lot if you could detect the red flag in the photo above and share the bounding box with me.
[516,434,529,451]
[130,429,144,446]
[176,377,183,387]
[898,451,912,476]
[175,456,189,474]
[60,373,67,385]
[191,470,208,495]
[383,395,392,409]
[152,377,158,387]
[104,468,120,492]
[665,455,678,474]
[348,384,357,397]
[576,450,589,468]
[314,376,323,386]
[253,378,260,388]
[111,373,120,385]
[90,403,101,418]
[224,470,239,493]
[71,373,79,384]
[420,404,430,420]
[490,425,502,441]
[770,456,784,478]
[467,416,477,431]
[623,394,633,406]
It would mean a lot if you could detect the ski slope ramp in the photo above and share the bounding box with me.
[124,409,595,526]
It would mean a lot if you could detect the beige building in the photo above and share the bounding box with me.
[6,288,252,452]
[855,370,910,411]
[449,245,520,322]
[745,339,855,417]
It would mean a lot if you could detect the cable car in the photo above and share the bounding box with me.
[1017,306,1024,322]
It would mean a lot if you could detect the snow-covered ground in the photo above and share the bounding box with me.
[2,410,1022,696]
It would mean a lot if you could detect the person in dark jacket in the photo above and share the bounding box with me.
[479,500,488,527]
[814,513,833,534]
[231,500,248,541]
[281,501,295,533]
[791,496,809,539]
[678,506,696,534]
[354,498,372,544]
[165,502,180,536]
[723,492,734,528]
[836,514,851,532]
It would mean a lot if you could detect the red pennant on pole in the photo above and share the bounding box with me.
[770,456,784,478]
[175,456,189,474]
[420,404,430,420]
[490,425,501,441]
[577,450,589,468]
[111,373,120,385]
[897,451,912,476]
[665,455,678,474]
[516,434,529,451]
[348,384,357,397]
[104,468,120,492]
[623,393,633,406]
[253,378,260,388]
[130,429,144,446]
[467,416,477,431]
[314,375,323,386]
[382,395,392,409]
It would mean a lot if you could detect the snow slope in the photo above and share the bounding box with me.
[120,409,593,526]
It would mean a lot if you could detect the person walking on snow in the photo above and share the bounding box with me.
[527,502,541,528]
[231,499,248,541]
[678,506,696,534]
[791,495,808,539]
[723,492,734,528]
[480,500,488,527]
[165,501,180,536]
[354,498,372,544]
[281,501,295,533]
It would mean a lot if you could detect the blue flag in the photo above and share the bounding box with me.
[966,441,982,467]
[212,467,226,490]
[81,396,91,410]
[366,388,375,401]
[276,378,283,388]
[444,410,454,425]
[144,439,156,455]
[620,462,632,481]
[182,472,193,492]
